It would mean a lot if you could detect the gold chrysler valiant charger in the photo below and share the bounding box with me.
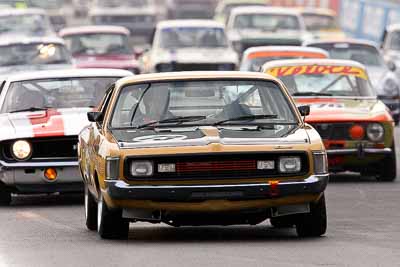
[78,71,329,239]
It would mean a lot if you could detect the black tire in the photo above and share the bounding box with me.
[0,184,11,206]
[97,193,129,239]
[377,145,397,182]
[296,194,327,237]
[270,216,295,228]
[84,185,97,231]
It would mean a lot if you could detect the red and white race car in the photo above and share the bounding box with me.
[0,68,132,205]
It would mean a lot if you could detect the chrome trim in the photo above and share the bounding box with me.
[327,148,392,155]
[0,160,78,169]
[106,175,326,190]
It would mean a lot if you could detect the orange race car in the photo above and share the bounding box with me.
[263,59,396,181]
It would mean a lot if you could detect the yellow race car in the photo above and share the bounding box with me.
[78,71,329,239]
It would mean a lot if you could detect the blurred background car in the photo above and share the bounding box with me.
[227,6,312,55]
[89,0,159,44]
[0,68,133,205]
[72,0,89,17]
[214,0,268,25]
[28,0,67,32]
[0,8,55,37]
[60,26,141,74]
[382,24,400,78]
[166,0,218,20]
[299,8,346,40]
[0,37,73,74]
[240,46,328,71]
[306,39,400,124]
[141,20,238,73]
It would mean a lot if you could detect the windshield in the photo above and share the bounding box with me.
[111,80,298,128]
[159,27,228,49]
[64,33,132,55]
[0,14,53,36]
[29,0,63,8]
[266,65,375,97]
[2,77,121,113]
[0,43,71,67]
[309,43,384,67]
[303,14,339,31]
[96,0,148,7]
[233,14,300,31]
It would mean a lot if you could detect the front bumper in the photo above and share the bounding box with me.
[105,175,329,202]
[0,160,83,193]
[327,147,392,156]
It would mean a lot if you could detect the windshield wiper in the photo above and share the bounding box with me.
[10,107,53,113]
[136,116,207,129]
[293,92,332,96]
[213,114,278,126]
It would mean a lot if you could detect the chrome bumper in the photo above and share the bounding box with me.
[105,175,329,202]
[0,160,83,193]
[327,148,392,156]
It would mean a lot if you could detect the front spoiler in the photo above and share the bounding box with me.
[105,175,329,202]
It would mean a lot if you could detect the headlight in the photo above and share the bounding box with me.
[105,157,120,180]
[279,157,301,173]
[367,123,385,142]
[313,151,328,175]
[12,140,32,161]
[383,79,400,96]
[131,161,153,177]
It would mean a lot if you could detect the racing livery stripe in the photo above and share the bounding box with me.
[266,65,368,79]
[28,110,65,137]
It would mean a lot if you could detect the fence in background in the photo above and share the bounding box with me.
[340,0,400,44]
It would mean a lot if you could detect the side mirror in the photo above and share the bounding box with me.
[298,105,310,117]
[387,60,397,72]
[87,111,102,122]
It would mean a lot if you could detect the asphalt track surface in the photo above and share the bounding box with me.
[0,128,399,267]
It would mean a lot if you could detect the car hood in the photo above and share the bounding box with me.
[111,125,309,149]
[0,64,73,75]
[0,108,92,141]
[73,54,139,69]
[296,97,390,123]
[153,48,238,64]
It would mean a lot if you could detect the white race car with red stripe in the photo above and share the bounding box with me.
[0,69,132,205]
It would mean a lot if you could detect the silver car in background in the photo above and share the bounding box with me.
[306,39,400,124]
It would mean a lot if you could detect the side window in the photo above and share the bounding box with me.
[96,84,115,125]
[0,81,5,95]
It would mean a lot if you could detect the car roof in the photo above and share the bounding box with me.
[0,36,66,46]
[305,38,379,49]
[0,8,46,16]
[59,25,130,36]
[115,71,279,88]
[157,20,225,29]
[230,6,301,16]
[262,58,367,71]
[243,46,329,59]
[0,69,133,83]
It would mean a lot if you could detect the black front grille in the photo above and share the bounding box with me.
[310,123,370,140]
[1,136,78,162]
[124,152,309,181]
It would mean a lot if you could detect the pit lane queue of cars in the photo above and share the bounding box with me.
[0,69,133,205]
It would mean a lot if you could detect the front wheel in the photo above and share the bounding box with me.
[377,145,397,182]
[97,193,129,239]
[84,185,97,231]
[296,194,327,237]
